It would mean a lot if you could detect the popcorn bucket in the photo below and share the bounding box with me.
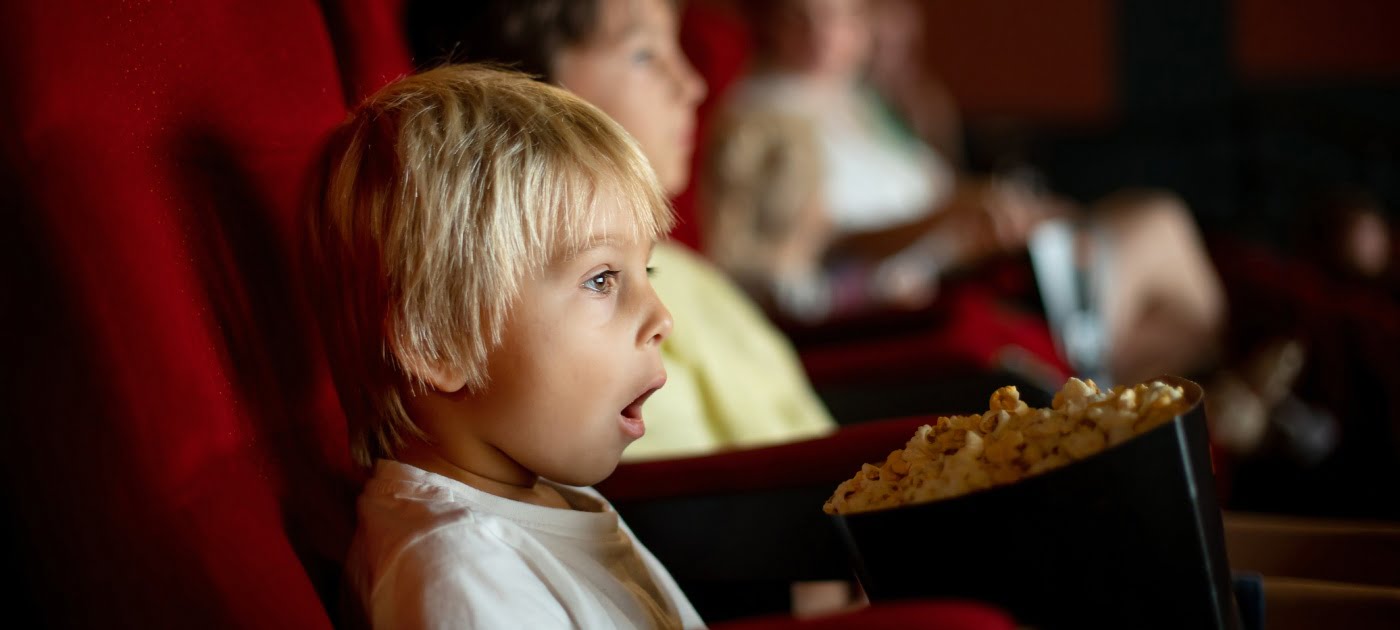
[830,376,1240,629]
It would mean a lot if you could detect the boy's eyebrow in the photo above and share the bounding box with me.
[582,233,618,250]
[559,233,619,263]
[558,233,658,264]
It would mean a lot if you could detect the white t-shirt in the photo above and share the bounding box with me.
[346,460,706,629]
[724,74,955,235]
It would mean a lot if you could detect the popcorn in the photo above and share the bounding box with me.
[823,378,1189,515]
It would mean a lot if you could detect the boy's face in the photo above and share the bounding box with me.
[554,0,706,196]
[460,190,672,487]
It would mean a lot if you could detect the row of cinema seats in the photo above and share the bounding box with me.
[0,0,1022,627]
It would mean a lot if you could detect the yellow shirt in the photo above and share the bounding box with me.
[624,243,836,461]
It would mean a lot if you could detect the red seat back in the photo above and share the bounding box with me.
[0,1,408,625]
[671,0,753,251]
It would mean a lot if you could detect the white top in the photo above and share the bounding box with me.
[724,74,955,235]
[346,460,706,629]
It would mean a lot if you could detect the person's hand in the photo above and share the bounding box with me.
[870,253,938,310]
[983,177,1046,250]
[939,177,1065,266]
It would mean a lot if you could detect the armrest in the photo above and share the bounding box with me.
[1224,511,1400,588]
[1257,578,1400,630]
[711,600,1016,630]
[598,415,932,503]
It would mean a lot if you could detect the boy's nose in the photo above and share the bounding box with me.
[640,289,674,347]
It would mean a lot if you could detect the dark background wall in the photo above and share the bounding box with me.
[921,0,1400,248]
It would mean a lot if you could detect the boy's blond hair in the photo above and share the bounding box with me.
[309,65,673,467]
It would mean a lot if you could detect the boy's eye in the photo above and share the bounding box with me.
[583,270,620,294]
[631,48,656,65]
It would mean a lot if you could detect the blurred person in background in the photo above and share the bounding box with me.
[1298,188,1396,292]
[706,0,1228,387]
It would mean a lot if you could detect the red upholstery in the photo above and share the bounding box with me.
[713,601,1015,630]
[797,280,1069,388]
[599,416,933,502]
[671,0,753,251]
[0,0,382,625]
[322,0,415,102]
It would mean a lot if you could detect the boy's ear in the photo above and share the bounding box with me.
[388,337,471,395]
[410,360,471,395]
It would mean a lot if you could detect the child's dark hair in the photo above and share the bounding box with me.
[405,0,603,80]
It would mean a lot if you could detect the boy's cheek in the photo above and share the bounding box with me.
[571,297,619,325]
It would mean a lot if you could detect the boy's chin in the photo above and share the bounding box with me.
[547,458,622,488]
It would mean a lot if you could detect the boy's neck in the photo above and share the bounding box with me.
[395,441,571,510]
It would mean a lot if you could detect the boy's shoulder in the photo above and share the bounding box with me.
[353,461,616,561]
[359,460,611,515]
[349,463,579,627]
[354,461,515,570]
[348,462,635,622]
[350,463,569,596]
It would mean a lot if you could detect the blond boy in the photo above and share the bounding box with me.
[308,65,703,629]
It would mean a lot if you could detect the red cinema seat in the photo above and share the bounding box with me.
[670,0,755,251]
[1,1,361,626]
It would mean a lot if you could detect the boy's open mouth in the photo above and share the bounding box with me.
[619,375,667,439]
[621,382,663,421]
